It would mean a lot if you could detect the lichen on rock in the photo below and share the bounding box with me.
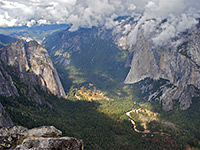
[0,126,83,150]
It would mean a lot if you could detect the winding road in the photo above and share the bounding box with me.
[126,110,150,134]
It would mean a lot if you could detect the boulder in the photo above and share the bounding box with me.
[15,137,84,150]
[0,126,28,149]
[28,126,62,137]
[0,126,83,150]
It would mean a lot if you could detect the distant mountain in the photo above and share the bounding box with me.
[0,34,18,48]
[0,24,70,42]
[0,40,66,104]
[43,27,129,92]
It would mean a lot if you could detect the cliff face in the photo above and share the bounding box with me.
[0,40,66,103]
[24,40,66,98]
[0,61,18,97]
[124,25,200,111]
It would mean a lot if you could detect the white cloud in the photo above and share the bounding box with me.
[0,0,136,29]
[177,13,198,32]
[116,0,200,46]
[0,0,199,45]
[150,10,199,45]
[27,20,36,27]
[37,19,50,25]
[153,24,176,45]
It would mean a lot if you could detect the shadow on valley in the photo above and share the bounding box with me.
[0,95,165,150]
[44,27,130,94]
[54,40,130,97]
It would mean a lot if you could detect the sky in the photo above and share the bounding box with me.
[0,0,199,45]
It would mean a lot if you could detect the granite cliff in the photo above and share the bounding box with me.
[124,23,200,111]
[0,40,66,103]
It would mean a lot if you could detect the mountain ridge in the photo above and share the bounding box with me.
[0,39,66,104]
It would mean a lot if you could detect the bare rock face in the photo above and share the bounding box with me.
[0,61,19,97]
[0,126,83,150]
[0,126,28,149]
[125,25,200,111]
[15,137,84,150]
[0,40,66,103]
[28,126,62,137]
[0,103,14,128]
[24,41,66,98]
[0,126,28,137]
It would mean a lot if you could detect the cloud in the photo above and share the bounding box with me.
[151,12,198,45]
[0,0,199,45]
[114,0,200,45]
[0,0,135,29]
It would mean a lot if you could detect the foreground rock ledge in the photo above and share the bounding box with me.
[0,126,83,150]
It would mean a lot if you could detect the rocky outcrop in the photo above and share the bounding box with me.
[15,137,83,150]
[0,126,83,150]
[28,126,62,137]
[124,25,200,111]
[0,40,66,103]
[0,103,14,128]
